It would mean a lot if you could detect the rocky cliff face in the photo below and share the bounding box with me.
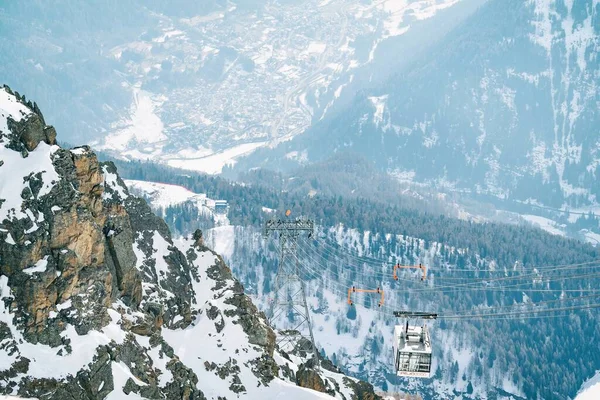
[0,85,380,399]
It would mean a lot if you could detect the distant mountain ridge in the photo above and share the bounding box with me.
[235,0,600,209]
[0,0,478,172]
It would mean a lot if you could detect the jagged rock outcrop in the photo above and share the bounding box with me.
[1,104,117,345]
[297,364,330,394]
[280,336,382,400]
[2,85,55,155]
[0,86,380,399]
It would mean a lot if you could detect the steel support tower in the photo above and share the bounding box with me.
[264,217,319,369]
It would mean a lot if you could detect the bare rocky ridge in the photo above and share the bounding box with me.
[0,85,380,399]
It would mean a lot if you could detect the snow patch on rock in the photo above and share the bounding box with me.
[0,141,60,222]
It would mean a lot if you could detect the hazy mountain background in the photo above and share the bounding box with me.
[3,0,599,238]
[1,0,484,165]
[3,0,600,399]
[237,0,600,209]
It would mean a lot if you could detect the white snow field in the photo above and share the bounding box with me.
[576,371,600,400]
[124,179,207,209]
[0,88,60,224]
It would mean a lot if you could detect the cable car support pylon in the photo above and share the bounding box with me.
[264,214,320,370]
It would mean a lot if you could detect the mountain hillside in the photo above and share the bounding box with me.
[0,85,380,399]
[236,0,600,209]
[576,371,600,400]
[121,164,600,400]
[210,223,600,400]
[0,0,483,173]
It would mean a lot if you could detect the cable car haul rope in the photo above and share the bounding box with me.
[264,226,600,379]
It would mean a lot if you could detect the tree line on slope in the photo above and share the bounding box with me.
[229,224,600,400]
[99,155,600,399]
[99,155,600,272]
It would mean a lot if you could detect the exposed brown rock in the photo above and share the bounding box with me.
[43,126,56,145]
[7,112,55,151]
[296,365,327,393]
[2,143,122,338]
[342,377,383,400]
[192,229,205,248]
[71,148,104,214]
[51,210,106,266]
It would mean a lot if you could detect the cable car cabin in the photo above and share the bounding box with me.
[393,323,432,378]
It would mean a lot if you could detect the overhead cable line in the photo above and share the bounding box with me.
[298,254,600,321]
[439,303,600,320]
[266,235,600,321]
[293,243,600,319]
[299,236,600,283]
[296,239,600,292]
[305,235,596,274]
[295,240,600,296]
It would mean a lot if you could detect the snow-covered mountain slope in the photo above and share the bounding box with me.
[123,178,230,235]
[0,86,380,399]
[235,0,600,209]
[207,224,519,399]
[112,159,600,399]
[198,219,600,400]
[1,0,480,173]
[124,180,209,210]
[576,371,600,400]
